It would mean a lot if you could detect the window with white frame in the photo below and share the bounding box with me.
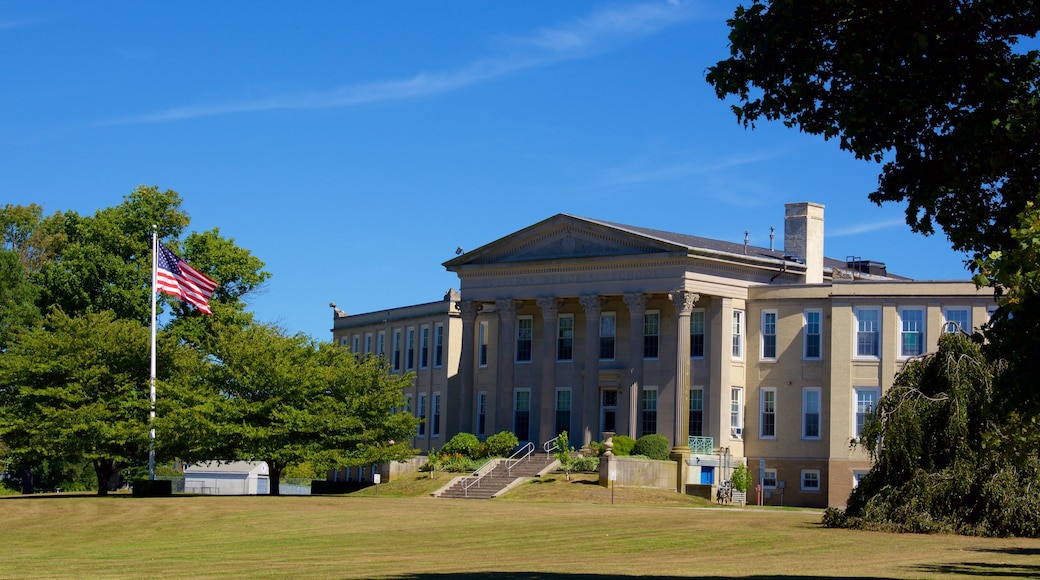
[392,329,402,371]
[601,389,618,434]
[377,331,386,358]
[406,327,416,370]
[732,310,745,360]
[763,468,778,489]
[761,310,777,360]
[943,306,970,334]
[600,312,616,360]
[900,307,925,357]
[855,307,880,358]
[690,309,705,358]
[417,393,426,436]
[364,333,373,355]
[557,314,574,361]
[404,394,412,416]
[419,325,430,369]
[476,392,487,437]
[730,387,743,439]
[555,388,571,436]
[760,387,776,439]
[689,386,704,437]
[801,469,820,491]
[804,309,822,360]
[641,386,658,436]
[853,470,869,489]
[854,387,880,439]
[431,392,441,437]
[352,335,360,356]
[644,311,660,359]
[516,316,533,363]
[513,389,531,441]
[478,321,489,367]
[802,388,821,439]
[338,336,348,346]
[433,323,444,368]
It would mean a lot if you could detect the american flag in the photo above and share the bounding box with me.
[156,243,218,315]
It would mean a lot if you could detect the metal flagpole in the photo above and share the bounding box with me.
[149,225,158,481]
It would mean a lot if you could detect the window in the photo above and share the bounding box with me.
[555,388,571,436]
[900,307,925,357]
[434,323,444,368]
[802,388,821,439]
[417,393,426,436]
[557,314,574,361]
[338,337,348,346]
[854,387,880,438]
[690,309,705,358]
[763,468,777,489]
[853,470,869,489]
[478,321,489,367]
[803,309,822,360]
[431,392,441,438]
[732,310,745,359]
[599,313,616,360]
[641,387,658,436]
[761,310,777,360]
[801,469,820,491]
[855,307,880,358]
[377,331,386,358]
[406,327,416,370]
[943,307,970,334]
[419,325,430,369]
[352,335,360,356]
[644,311,660,359]
[514,389,531,441]
[404,394,412,416]
[364,333,373,355]
[730,387,743,439]
[516,316,533,362]
[392,329,402,372]
[476,392,487,437]
[760,388,776,439]
[689,387,704,437]
[601,389,618,434]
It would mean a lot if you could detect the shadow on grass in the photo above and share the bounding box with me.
[909,562,1040,578]
[391,574,900,580]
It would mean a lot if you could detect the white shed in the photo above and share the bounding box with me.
[184,461,270,495]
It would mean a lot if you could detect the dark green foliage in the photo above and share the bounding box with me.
[441,433,482,458]
[632,434,670,460]
[570,455,599,473]
[610,435,636,456]
[484,431,519,457]
[426,452,482,473]
[829,333,1040,537]
[585,440,605,456]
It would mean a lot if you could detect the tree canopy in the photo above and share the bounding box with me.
[707,1,1040,261]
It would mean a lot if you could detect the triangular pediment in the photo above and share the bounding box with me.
[444,214,684,268]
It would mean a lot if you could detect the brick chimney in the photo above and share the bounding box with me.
[784,202,825,284]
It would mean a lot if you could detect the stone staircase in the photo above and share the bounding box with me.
[435,453,559,499]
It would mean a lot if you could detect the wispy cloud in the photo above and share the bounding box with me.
[829,218,906,237]
[592,150,783,189]
[103,1,701,126]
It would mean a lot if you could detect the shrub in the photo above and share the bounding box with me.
[610,435,636,456]
[441,432,482,458]
[570,455,599,472]
[484,431,519,457]
[632,434,671,460]
[585,440,605,456]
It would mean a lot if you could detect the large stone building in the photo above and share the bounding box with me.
[331,202,992,507]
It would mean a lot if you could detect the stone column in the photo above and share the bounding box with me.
[669,290,699,450]
[579,295,604,447]
[623,293,648,438]
[495,299,520,435]
[457,300,482,434]
[537,297,563,444]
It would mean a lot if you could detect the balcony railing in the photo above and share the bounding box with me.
[688,436,714,455]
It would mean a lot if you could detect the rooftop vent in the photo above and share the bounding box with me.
[846,257,887,277]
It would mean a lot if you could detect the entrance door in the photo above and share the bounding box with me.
[700,466,715,485]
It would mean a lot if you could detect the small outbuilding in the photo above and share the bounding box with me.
[184,461,270,495]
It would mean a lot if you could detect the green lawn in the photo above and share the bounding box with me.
[2,473,1038,579]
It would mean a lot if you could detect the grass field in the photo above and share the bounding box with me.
[2,473,1039,579]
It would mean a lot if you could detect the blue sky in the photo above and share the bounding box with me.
[2,1,975,340]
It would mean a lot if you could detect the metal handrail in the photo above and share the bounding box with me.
[688,436,714,455]
[506,441,535,476]
[461,457,499,497]
[543,435,560,456]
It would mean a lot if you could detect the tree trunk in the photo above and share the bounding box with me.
[92,458,118,496]
[267,460,282,496]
